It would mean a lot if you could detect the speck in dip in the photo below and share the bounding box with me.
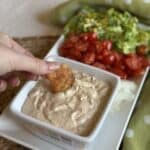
[22,70,111,136]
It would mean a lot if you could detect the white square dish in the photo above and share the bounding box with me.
[9,55,120,150]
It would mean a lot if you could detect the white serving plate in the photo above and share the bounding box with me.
[45,35,149,149]
[0,35,148,150]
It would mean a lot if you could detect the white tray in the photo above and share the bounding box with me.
[0,35,148,150]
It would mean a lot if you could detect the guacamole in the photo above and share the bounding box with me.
[64,7,150,54]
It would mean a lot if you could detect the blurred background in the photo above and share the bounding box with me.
[0,0,67,37]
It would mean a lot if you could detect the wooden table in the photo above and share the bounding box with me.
[0,36,57,150]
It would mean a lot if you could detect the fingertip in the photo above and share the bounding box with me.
[47,62,60,71]
[14,54,61,75]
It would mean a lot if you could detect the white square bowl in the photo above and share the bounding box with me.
[10,55,120,150]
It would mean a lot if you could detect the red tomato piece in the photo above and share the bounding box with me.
[59,46,70,56]
[79,33,89,41]
[110,68,128,79]
[69,50,82,60]
[93,62,106,70]
[102,49,111,57]
[82,52,96,64]
[124,55,141,71]
[60,32,150,79]
[66,54,76,60]
[101,40,112,50]
[96,54,103,61]
[87,32,97,42]
[132,69,144,77]
[61,42,73,49]
[102,54,115,65]
[69,35,78,43]
[75,42,88,52]
[113,62,125,70]
[112,50,123,63]
[95,41,103,53]
[139,56,150,68]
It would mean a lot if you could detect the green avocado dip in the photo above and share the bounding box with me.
[64,7,150,54]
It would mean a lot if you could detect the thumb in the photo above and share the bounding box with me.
[13,53,60,75]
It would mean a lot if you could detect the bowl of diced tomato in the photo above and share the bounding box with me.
[59,32,149,79]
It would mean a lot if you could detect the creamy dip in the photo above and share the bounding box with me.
[22,71,111,136]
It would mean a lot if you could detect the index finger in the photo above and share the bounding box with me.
[10,39,33,57]
[0,32,33,57]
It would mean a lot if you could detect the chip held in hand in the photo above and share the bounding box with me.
[46,64,75,93]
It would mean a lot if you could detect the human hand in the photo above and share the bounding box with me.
[0,33,60,92]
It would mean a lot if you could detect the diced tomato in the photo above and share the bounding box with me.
[124,55,141,71]
[82,52,96,64]
[69,35,78,43]
[110,68,128,79]
[66,54,76,60]
[69,50,82,60]
[59,47,69,56]
[112,50,122,63]
[96,54,103,61]
[132,69,144,77]
[139,56,150,68]
[87,43,96,53]
[61,41,73,49]
[79,32,97,42]
[75,42,88,52]
[95,41,103,53]
[93,62,106,70]
[59,32,150,79]
[113,62,125,70]
[101,49,111,57]
[101,40,112,50]
[87,32,97,42]
[79,33,89,41]
[102,54,115,65]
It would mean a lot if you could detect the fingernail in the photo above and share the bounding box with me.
[48,63,60,71]
[0,80,7,92]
